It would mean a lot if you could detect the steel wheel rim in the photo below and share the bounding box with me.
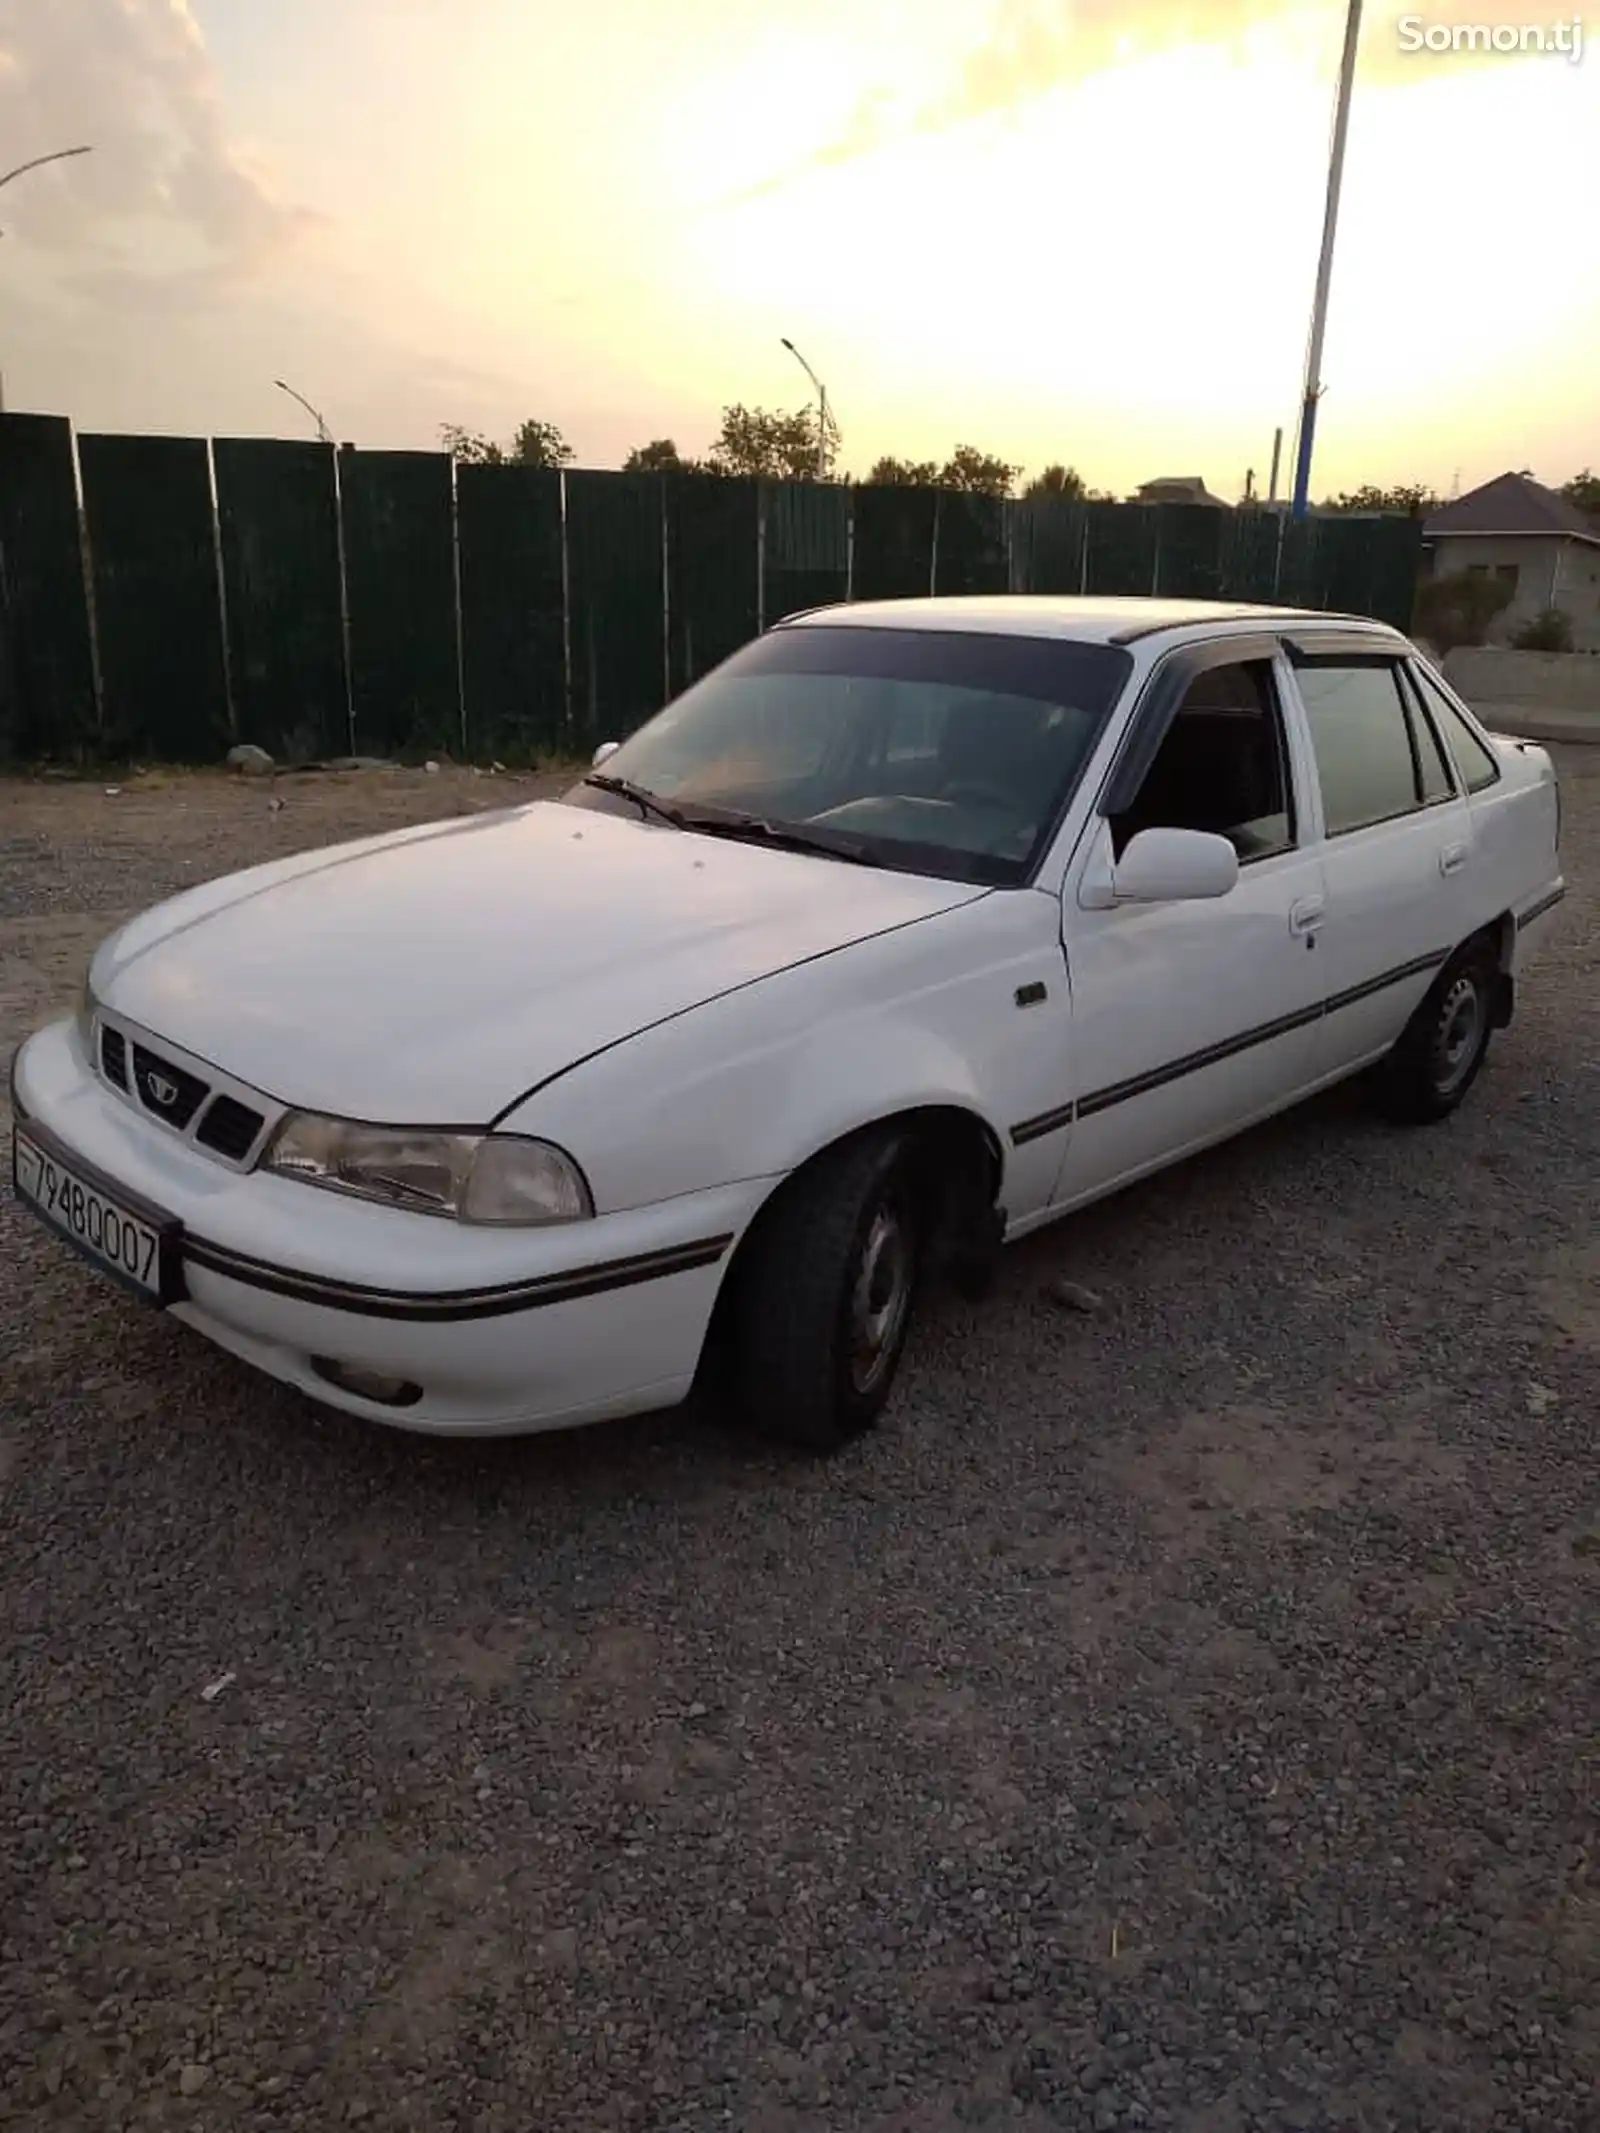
[847,1200,913,1396]
[1432,973,1485,1097]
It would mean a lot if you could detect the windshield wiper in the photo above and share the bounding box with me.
[582,773,688,829]
[679,811,885,868]
[585,777,880,867]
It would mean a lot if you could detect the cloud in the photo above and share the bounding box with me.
[732,0,1581,201]
[0,0,315,270]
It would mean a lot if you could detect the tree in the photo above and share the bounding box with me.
[1511,607,1575,653]
[439,424,505,465]
[938,445,1019,497]
[708,403,833,481]
[510,419,574,469]
[1025,464,1087,500]
[1561,469,1600,522]
[1323,482,1439,516]
[1413,568,1515,653]
[622,438,704,475]
[439,419,574,468]
[865,456,942,486]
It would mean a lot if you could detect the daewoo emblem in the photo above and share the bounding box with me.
[145,1072,180,1109]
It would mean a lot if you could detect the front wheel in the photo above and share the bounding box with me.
[1370,945,1496,1124]
[727,1130,922,1453]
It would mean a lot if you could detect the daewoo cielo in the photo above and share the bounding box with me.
[12,598,1564,1450]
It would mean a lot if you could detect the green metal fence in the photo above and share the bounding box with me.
[78,432,230,761]
[667,474,760,697]
[456,462,565,761]
[214,436,347,760]
[762,479,848,625]
[852,483,940,602]
[339,449,460,758]
[0,413,98,758]
[934,491,1008,597]
[0,411,1424,763]
[566,469,667,751]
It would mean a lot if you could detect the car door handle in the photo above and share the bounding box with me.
[1440,842,1468,876]
[1289,896,1325,937]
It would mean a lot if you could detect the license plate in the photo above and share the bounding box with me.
[12,1124,185,1305]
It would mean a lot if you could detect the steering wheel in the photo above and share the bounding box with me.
[940,780,1017,814]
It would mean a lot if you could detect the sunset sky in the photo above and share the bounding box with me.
[2,0,1596,500]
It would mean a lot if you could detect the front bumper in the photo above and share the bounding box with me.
[10,1018,771,1436]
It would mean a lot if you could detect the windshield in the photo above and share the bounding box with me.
[563,625,1133,886]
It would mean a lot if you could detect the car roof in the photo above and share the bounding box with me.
[775,594,1407,649]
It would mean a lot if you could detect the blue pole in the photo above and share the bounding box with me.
[1290,393,1319,522]
[1292,0,1362,524]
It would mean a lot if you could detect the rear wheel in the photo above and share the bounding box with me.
[1371,943,1497,1124]
[727,1129,922,1453]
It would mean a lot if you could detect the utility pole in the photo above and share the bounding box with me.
[1268,427,1284,506]
[0,146,94,413]
[1290,0,1363,521]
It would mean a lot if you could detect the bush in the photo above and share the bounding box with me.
[1510,607,1575,653]
[1413,569,1514,653]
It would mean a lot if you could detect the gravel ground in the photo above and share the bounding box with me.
[1,758,1596,2133]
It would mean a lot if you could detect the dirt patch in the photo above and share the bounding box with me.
[426,1621,532,1696]
[1534,1239,1600,1352]
[579,1622,662,1692]
[346,1855,509,2066]
[1100,1396,1468,1555]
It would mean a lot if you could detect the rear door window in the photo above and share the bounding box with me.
[1295,663,1425,836]
[1295,658,1469,837]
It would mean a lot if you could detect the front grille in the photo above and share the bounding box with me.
[131,1044,208,1132]
[100,1025,129,1089]
[195,1093,266,1162]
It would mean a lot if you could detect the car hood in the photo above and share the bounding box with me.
[94,800,987,1121]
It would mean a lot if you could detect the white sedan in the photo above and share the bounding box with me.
[11,597,1565,1451]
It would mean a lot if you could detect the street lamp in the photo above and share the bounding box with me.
[0,144,94,233]
[781,336,832,480]
[1290,0,1363,521]
[274,378,333,445]
[0,146,94,412]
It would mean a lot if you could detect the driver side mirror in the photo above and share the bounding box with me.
[592,740,620,769]
[1113,826,1238,903]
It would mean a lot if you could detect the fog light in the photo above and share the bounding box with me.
[310,1358,423,1408]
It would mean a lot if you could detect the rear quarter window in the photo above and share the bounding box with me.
[1408,665,1503,794]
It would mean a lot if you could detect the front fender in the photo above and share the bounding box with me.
[507,1000,1004,1215]
[501,890,1068,1216]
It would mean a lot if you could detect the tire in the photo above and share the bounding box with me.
[1370,943,1497,1124]
[728,1129,923,1453]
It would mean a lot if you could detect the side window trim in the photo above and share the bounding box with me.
[1320,798,1427,841]
[1236,659,1298,863]
[1395,664,1430,805]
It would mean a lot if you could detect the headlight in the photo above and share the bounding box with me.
[264,1116,593,1225]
